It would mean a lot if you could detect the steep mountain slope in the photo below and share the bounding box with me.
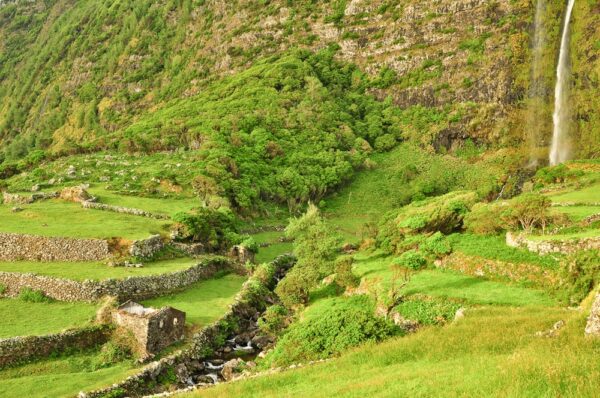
[1,0,598,165]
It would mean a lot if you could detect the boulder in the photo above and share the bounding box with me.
[221,358,244,381]
[60,186,91,203]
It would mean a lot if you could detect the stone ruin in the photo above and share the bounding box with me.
[112,301,186,359]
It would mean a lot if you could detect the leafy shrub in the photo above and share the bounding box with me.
[534,164,583,185]
[19,288,51,303]
[0,284,6,295]
[258,305,289,335]
[464,202,506,235]
[421,232,452,257]
[276,204,341,307]
[265,295,399,366]
[393,250,427,270]
[559,250,600,305]
[334,256,359,289]
[395,297,462,325]
[377,191,478,253]
[172,207,241,251]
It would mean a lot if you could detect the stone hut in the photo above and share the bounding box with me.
[112,301,186,359]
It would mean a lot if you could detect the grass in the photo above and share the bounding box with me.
[0,297,97,338]
[250,229,293,264]
[191,303,600,398]
[0,258,198,281]
[87,186,198,217]
[353,252,556,307]
[528,228,600,241]
[0,350,139,398]
[548,182,600,203]
[0,199,170,239]
[448,233,560,269]
[554,206,600,221]
[142,272,246,327]
[322,144,501,243]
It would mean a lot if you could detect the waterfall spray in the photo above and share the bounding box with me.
[549,0,575,165]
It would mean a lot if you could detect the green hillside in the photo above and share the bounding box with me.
[0,0,599,397]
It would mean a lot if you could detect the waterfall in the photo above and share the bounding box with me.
[549,0,575,165]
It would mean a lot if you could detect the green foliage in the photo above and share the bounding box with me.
[276,204,341,307]
[258,305,289,335]
[173,207,241,251]
[502,193,551,233]
[0,283,6,295]
[421,232,452,257]
[394,296,461,325]
[464,202,506,235]
[377,191,478,253]
[393,250,427,270]
[334,256,359,289]
[534,164,583,186]
[449,234,560,269]
[265,295,399,366]
[18,288,51,303]
[559,250,600,305]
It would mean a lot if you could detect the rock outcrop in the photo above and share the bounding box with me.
[585,293,600,337]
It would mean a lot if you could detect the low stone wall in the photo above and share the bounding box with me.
[506,232,600,255]
[80,255,296,398]
[0,325,111,369]
[82,201,170,220]
[0,232,110,261]
[437,252,559,288]
[582,213,600,226]
[0,257,230,302]
[585,293,600,337]
[2,191,58,205]
[130,234,165,260]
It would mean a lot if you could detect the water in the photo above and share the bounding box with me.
[549,0,575,165]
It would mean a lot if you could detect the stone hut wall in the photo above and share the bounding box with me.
[0,257,230,302]
[146,308,186,356]
[0,232,110,262]
[506,232,600,255]
[0,325,111,369]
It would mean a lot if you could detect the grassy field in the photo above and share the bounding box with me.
[251,230,293,264]
[0,258,197,281]
[554,206,600,221]
[0,350,139,398]
[448,234,560,269]
[143,272,246,328]
[87,187,198,217]
[191,303,599,398]
[353,252,556,307]
[0,298,97,338]
[322,144,501,243]
[548,182,600,203]
[0,200,170,239]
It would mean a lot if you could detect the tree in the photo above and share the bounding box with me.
[502,193,551,233]
[192,174,221,208]
[276,204,341,307]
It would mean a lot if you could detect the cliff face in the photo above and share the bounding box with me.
[0,0,598,161]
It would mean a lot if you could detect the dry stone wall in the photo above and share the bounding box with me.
[506,232,600,255]
[81,200,170,220]
[0,257,230,302]
[585,293,600,337]
[0,325,111,368]
[0,232,110,261]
